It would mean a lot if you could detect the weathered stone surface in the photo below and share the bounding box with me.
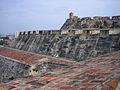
[10,33,120,61]
[0,46,78,83]
[9,13,120,62]
[61,13,120,30]
[0,55,30,83]
[0,50,120,90]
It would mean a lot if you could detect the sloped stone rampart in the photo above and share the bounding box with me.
[10,34,120,61]
[0,55,30,83]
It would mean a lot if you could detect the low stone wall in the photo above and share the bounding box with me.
[0,55,31,83]
[18,29,120,36]
[30,62,69,75]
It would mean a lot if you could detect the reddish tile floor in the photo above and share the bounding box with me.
[0,46,120,90]
[0,46,78,65]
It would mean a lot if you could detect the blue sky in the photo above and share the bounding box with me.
[0,0,120,34]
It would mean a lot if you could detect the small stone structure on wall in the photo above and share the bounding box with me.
[18,28,120,38]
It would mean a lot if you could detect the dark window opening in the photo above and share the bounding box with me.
[9,77,14,80]
[23,32,26,35]
[39,31,42,34]
[28,31,31,35]
[33,31,36,34]
[19,32,22,35]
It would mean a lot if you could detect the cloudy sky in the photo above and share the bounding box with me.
[0,0,120,34]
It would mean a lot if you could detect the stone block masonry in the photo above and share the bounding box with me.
[61,13,120,30]
[0,50,120,90]
[17,13,120,36]
[0,55,30,83]
[11,13,120,62]
[0,12,120,89]
[0,46,78,83]
[10,33,120,62]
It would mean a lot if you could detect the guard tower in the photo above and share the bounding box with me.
[69,12,74,19]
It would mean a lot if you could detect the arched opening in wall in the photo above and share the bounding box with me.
[28,31,31,35]
[33,31,36,34]
[39,31,42,34]
[23,32,26,35]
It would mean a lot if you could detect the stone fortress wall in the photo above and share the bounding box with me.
[1,13,120,84]
[18,28,120,36]
[0,55,30,83]
[18,13,120,37]
[61,12,120,30]
[11,13,120,62]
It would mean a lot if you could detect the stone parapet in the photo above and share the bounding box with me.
[18,29,120,37]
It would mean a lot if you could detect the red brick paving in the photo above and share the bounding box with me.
[0,46,78,65]
[0,46,120,90]
[0,46,45,65]
[104,78,119,89]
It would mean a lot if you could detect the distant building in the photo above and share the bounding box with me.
[15,32,19,38]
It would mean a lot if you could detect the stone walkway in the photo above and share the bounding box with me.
[0,49,120,90]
